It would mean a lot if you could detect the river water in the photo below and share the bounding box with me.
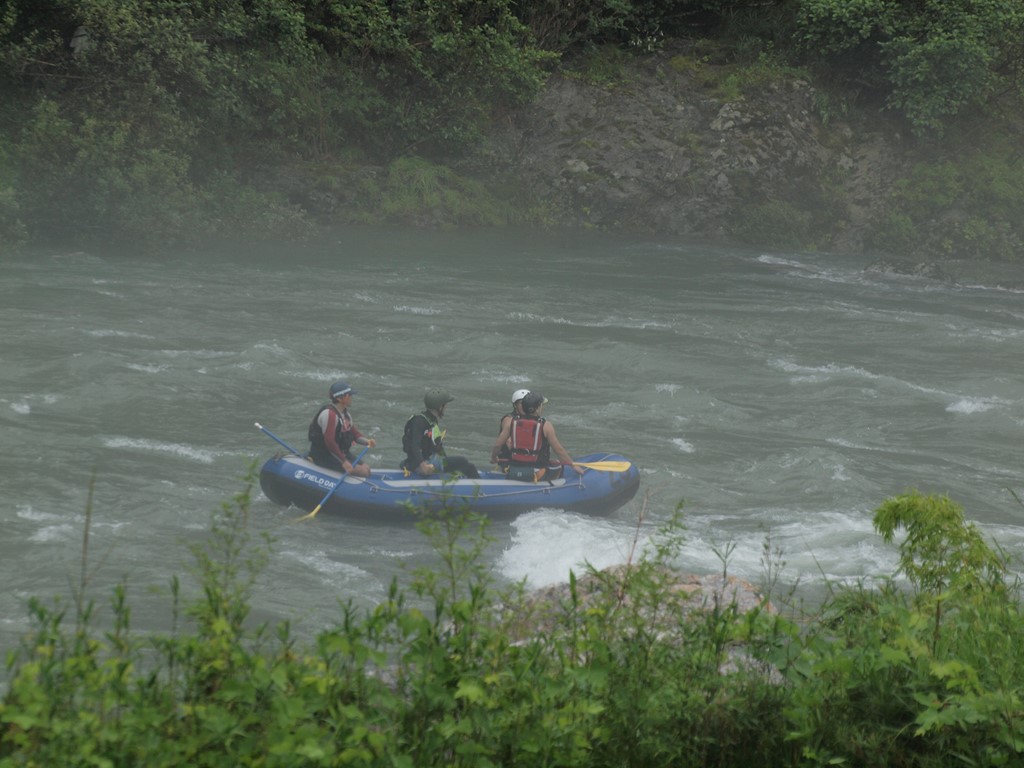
[3,227,1023,652]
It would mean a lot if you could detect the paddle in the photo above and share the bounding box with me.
[296,444,372,522]
[254,422,302,455]
[568,460,632,472]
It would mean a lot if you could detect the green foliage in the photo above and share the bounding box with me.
[868,143,1024,262]
[873,490,1006,596]
[715,49,808,101]
[0,139,27,251]
[5,478,1024,766]
[368,156,513,228]
[784,491,1024,767]
[304,0,554,157]
[561,43,636,86]
[0,477,795,767]
[0,0,556,248]
[732,199,814,250]
[796,0,1024,135]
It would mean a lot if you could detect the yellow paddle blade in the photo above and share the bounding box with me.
[574,460,632,472]
[295,503,324,522]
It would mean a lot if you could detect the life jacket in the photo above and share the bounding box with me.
[509,415,547,466]
[402,411,444,459]
[308,404,355,457]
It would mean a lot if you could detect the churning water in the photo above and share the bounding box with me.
[2,227,1023,651]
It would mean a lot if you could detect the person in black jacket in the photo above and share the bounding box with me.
[401,388,479,478]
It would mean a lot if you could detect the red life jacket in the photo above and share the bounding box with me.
[510,415,547,465]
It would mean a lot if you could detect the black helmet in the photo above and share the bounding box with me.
[521,392,545,414]
[424,388,454,410]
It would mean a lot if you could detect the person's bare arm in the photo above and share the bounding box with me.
[490,419,512,463]
[545,422,584,473]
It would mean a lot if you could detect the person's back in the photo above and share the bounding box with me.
[507,406,548,481]
[493,392,581,482]
[495,388,531,471]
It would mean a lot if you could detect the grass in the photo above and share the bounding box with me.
[2,476,1023,766]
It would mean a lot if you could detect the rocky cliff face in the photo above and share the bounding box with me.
[470,46,905,253]
[281,45,1021,287]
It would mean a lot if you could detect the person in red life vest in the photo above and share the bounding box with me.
[494,388,531,473]
[307,380,375,477]
[490,392,584,482]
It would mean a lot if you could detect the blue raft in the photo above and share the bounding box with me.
[259,452,641,521]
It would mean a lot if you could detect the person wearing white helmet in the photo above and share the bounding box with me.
[307,380,375,477]
[490,392,582,482]
[493,388,532,472]
[400,388,479,478]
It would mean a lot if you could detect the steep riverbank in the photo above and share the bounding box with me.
[469,43,903,254]
[458,44,1022,289]
[247,45,1024,288]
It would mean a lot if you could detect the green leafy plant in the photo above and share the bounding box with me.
[6,475,1023,767]
[796,0,1024,135]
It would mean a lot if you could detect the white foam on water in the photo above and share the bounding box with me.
[601,315,675,330]
[16,505,65,523]
[84,329,154,339]
[102,436,216,464]
[500,511,651,588]
[679,507,899,585]
[393,305,442,315]
[656,383,679,395]
[499,503,898,592]
[7,393,60,415]
[757,254,808,269]
[282,548,372,580]
[158,349,234,359]
[946,397,999,414]
[826,437,892,452]
[771,358,999,408]
[671,437,695,453]
[507,310,676,330]
[282,369,358,382]
[772,358,879,382]
[125,363,169,373]
[363,547,416,558]
[831,463,850,481]
[756,254,866,286]
[29,524,75,543]
[250,342,290,354]
[472,370,532,386]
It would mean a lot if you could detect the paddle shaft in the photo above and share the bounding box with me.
[565,460,632,472]
[254,422,302,455]
[299,444,372,521]
[496,458,631,472]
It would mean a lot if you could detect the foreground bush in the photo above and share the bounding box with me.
[2,480,1022,766]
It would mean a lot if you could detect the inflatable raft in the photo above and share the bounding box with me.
[259,452,641,521]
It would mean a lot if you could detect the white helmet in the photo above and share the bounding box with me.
[512,389,531,404]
